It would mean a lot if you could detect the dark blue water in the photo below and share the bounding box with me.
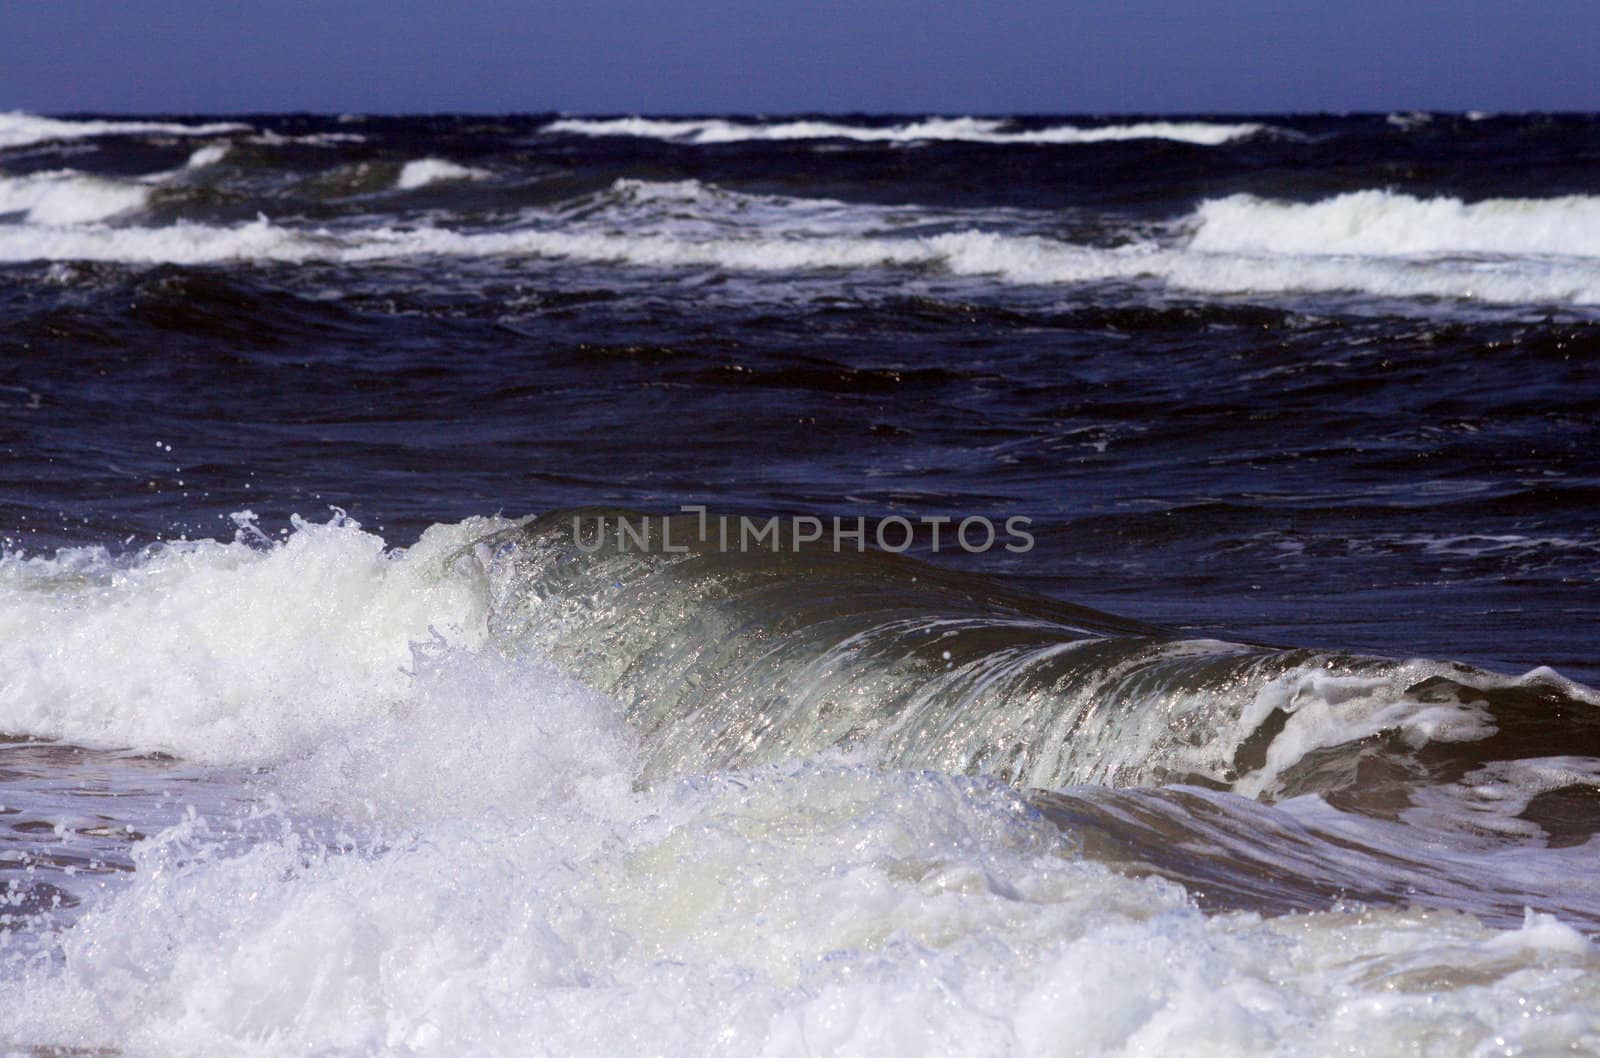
[3,110,1600,1057]
[3,112,1597,680]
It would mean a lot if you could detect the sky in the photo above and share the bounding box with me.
[3,0,1596,115]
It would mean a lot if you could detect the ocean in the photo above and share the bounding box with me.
[1,110,1598,1055]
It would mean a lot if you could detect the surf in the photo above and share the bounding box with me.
[3,509,1598,1057]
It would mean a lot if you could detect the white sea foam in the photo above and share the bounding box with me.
[0,516,1567,793]
[184,143,230,169]
[395,157,491,190]
[6,212,1599,306]
[1225,665,1502,800]
[0,169,150,224]
[22,747,1593,1058]
[5,178,1600,306]
[0,111,248,152]
[1387,110,1435,130]
[544,115,1269,146]
[2,516,1598,1055]
[0,650,1592,1054]
[246,129,368,147]
[1190,190,1600,258]
[0,512,505,762]
[1157,245,1600,304]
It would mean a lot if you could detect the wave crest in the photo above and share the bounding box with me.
[395,157,492,190]
[6,174,1600,306]
[1190,190,1600,258]
[0,111,248,152]
[0,169,151,224]
[544,115,1269,146]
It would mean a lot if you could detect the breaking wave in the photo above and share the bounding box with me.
[0,111,248,152]
[4,172,1600,305]
[184,143,230,169]
[1190,190,1600,258]
[3,510,1599,1055]
[0,169,151,224]
[471,512,1599,797]
[11,509,1596,840]
[0,513,499,762]
[395,157,492,190]
[5,108,1600,1058]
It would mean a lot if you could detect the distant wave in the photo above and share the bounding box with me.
[247,130,367,147]
[1387,110,1435,130]
[395,157,492,190]
[185,143,231,169]
[1190,191,1600,258]
[0,111,249,151]
[0,169,150,224]
[543,115,1270,146]
[5,217,1596,306]
[6,177,1600,305]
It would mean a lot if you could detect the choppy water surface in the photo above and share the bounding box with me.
[1,111,1598,1056]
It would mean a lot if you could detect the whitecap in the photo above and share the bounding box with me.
[0,169,150,224]
[5,179,1600,307]
[395,157,492,190]
[1188,190,1600,258]
[184,143,231,169]
[544,115,1271,146]
[0,111,249,151]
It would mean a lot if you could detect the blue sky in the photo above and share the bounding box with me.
[4,1,1595,114]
